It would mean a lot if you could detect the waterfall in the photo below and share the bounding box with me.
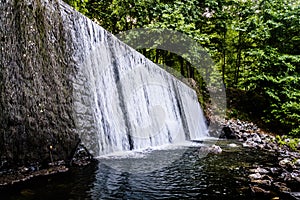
[60,3,208,157]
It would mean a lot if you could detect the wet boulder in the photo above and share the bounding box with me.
[219,126,237,139]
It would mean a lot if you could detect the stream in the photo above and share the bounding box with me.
[0,139,283,200]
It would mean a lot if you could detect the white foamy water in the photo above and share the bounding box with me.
[60,2,209,158]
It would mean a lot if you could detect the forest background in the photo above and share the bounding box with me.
[63,0,300,137]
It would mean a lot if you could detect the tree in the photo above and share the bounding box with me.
[63,0,300,136]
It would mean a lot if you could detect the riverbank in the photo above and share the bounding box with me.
[0,144,93,186]
[1,119,299,199]
[221,119,300,199]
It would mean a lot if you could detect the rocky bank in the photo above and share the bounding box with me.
[221,119,300,199]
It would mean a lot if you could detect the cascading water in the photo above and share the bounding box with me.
[60,3,208,157]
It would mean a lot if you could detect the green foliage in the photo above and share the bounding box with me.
[63,0,300,137]
[275,135,300,151]
[63,0,89,14]
[275,135,286,147]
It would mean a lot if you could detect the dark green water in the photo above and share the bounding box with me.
[0,140,278,200]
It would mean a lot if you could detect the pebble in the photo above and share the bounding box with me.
[228,143,238,148]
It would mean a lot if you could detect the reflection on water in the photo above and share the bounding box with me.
[97,141,204,173]
[0,140,278,200]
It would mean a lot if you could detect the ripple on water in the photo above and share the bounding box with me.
[0,140,279,199]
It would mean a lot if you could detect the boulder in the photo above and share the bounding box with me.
[219,126,237,139]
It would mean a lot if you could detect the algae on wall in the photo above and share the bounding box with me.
[0,0,78,169]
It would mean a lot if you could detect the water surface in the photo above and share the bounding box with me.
[0,140,278,200]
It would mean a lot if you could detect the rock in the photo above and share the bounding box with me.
[197,145,222,155]
[270,167,281,175]
[252,133,262,143]
[257,144,265,149]
[251,179,272,187]
[294,159,300,166]
[243,141,255,148]
[20,167,30,174]
[279,158,291,166]
[210,145,222,154]
[242,142,251,148]
[265,144,273,150]
[260,134,267,140]
[219,126,237,139]
[291,172,300,182]
[249,141,258,148]
[279,158,295,169]
[261,174,273,181]
[57,166,69,173]
[236,119,242,126]
[249,173,262,180]
[289,192,300,199]
[272,145,278,151]
[235,134,242,139]
[70,143,94,167]
[242,132,250,140]
[273,182,291,193]
[280,172,293,182]
[273,182,286,188]
[228,143,239,148]
[279,185,291,193]
[250,185,270,195]
[250,167,269,174]
[284,138,290,143]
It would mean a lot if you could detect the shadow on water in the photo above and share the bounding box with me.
[0,140,279,200]
[0,162,98,200]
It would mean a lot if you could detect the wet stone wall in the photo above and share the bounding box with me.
[0,0,208,170]
[0,0,78,169]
